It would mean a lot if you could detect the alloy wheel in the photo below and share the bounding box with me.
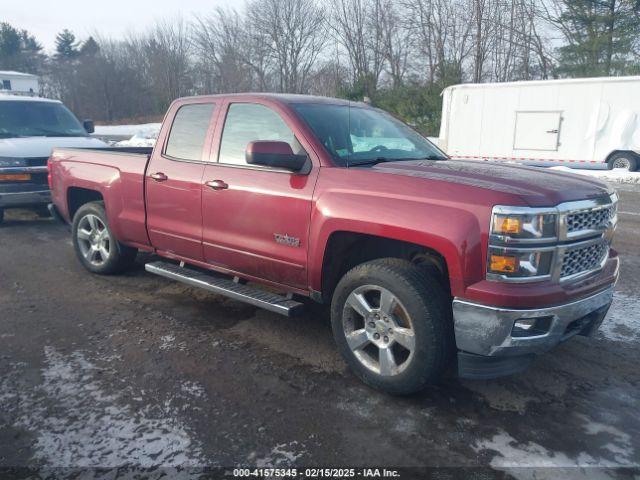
[342,285,416,377]
[76,214,111,266]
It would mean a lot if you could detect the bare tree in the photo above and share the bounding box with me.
[246,0,328,93]
[378,0,411,87]
[192,8,254,93]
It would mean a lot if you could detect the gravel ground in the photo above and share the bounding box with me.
[0,185,639,479]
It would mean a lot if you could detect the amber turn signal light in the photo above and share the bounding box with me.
[490,254,519,273]
[493,216,522,235]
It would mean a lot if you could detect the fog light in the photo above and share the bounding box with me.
[512,316,553,337]
[490,254,518,273]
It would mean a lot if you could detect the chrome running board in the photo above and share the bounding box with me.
[145,261,304,317]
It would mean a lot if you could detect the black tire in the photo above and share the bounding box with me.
[72,202,137,274]
[0,208,4,224]
[607,152,638,171]
[331,258,454,395]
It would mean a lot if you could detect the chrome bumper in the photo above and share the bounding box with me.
[452,286,614,357]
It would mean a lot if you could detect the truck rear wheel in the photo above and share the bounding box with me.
[331,258,453,395]
[72,202,137,275]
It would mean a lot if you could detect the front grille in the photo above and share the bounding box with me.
[561,242,608,278]
[566,206,615,233]
[25,157,49,167]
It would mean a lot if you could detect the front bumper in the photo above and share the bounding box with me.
[0,184,51,208]
[453,286,614,379]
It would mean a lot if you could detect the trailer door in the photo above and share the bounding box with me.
[513,111,561,151]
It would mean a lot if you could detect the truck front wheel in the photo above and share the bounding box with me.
[72,202,137,275]
[331,258,453,395]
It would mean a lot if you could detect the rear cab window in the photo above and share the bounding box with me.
[165,103,215,161]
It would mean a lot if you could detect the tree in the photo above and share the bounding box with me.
[55,29,80,60]
[0,23,44,73]
[545,0,640,77]
[80,37,100,56]
[246,0,328,93]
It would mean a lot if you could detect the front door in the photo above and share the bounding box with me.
[201,101,318,288]
[145,102,216,260]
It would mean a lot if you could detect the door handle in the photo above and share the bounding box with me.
[546,129,559,134]
[205,180,229,190]
[150,172,168,182]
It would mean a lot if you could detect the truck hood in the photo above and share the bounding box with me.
[371,159,613,207]
[0,136,107,159]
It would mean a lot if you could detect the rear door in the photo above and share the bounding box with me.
[200,100,319,288]
[513,111,562,151]
[145,101,217,260]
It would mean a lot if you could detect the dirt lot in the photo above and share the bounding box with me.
[0,184,639,479]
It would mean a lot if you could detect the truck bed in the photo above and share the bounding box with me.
[49,146,153,248]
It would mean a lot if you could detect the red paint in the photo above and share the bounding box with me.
[49,94,618,309]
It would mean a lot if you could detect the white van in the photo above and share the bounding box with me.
[437,76,640,171]
[0,94,107,223]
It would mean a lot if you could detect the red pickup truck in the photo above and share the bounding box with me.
[49,94,619,394]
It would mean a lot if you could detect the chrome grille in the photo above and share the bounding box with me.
[566,205,615,233]
[561,242,608,278]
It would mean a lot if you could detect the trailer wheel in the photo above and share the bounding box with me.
[72,202,137,275]
[331,258,453,395]
[607,152,637,172]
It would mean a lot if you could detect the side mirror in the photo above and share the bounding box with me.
[83,120,95,134]
[246,141,309,173]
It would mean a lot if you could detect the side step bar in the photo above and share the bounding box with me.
[145,261,305,317]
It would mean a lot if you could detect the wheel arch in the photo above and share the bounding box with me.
[317,231,453,304]
[67,187,104,220]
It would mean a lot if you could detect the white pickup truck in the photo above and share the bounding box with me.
[0,94,107,223]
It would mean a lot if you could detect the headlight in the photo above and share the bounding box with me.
[488,205,558,282]
[491,208,557,242]
[488,246,554,280]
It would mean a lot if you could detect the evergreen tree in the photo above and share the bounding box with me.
[550,0,640,77]
[0,22,43,73]
[55,29,80,60]
[80,36,100,56]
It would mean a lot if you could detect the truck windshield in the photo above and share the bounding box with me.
[292,103,447,166]
[0,101,87,139]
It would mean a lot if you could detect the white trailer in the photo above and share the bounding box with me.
[0,71,39,96]
[437,76,640,171]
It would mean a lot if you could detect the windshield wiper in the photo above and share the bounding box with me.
[349,155,446,167]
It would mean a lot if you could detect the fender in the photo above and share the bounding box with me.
[308,187,486,299]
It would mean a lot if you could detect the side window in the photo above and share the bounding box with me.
[218,103,305,166]
[165,103,215,161]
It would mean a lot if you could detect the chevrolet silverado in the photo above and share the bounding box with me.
[48,94,619,394]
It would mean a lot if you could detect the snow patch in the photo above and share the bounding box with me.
[180,380,206,399]
[598,292,640,343]
[254,442,306,467]
[475,429,636,480]
[94,123,161,137]
[550,166,640,184]
[1,347,206,467]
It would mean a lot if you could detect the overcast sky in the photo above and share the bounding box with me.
[5,0,243,52]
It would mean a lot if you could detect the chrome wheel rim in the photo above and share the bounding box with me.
[77,214,110,266]
[613,157,631,169]
[342,285,416,377]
